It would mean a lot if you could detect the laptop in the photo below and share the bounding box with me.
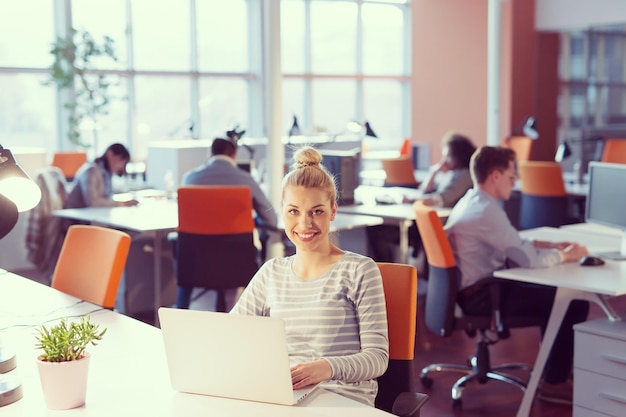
[158,307,319,406]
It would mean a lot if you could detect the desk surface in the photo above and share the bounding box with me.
[495,226,626,298]
[54,196,384,234]
[0,273,393,416]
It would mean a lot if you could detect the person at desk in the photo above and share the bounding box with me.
[231,146,389,407]
[176,136,278,309]
[367,132,476,263]
[445,145,590,405]
[65,143,139,208]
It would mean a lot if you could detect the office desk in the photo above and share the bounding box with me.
[339,186,451,263]
[53,200,384,323]
[0,273,394,416]
[493,225,626,417]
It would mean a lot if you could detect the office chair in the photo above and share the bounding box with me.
[50,151,88,181]
[518,161,569,230]
[502,136,533,163]
[174,186,259,312]
[381,157,419,188]
[601,138,626,164]
[26,166,69,278]
[375,262,429,417]
[413,202,541,409]
[51,225,131,309]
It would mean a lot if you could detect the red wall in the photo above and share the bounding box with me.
[411,0,557,162]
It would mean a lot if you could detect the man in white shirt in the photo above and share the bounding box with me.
[445,145,589,405]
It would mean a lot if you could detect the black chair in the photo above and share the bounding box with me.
[414,202,543,409]
[173,186,259,311]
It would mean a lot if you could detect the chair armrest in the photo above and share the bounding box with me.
[392,392,429,417]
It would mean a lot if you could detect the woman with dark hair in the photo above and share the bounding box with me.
[367,131,476,263]
[65,143,138,208]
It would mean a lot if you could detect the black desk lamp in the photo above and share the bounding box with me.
[0,145,42,212]
[0,145,42,407]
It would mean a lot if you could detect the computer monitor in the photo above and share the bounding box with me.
[585,161,626,259]
[319,148,360,206]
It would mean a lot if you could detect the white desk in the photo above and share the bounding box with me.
[0,273,394,416]
[339,186,451,263]
[493,225,626,417]
[53,199,384,323]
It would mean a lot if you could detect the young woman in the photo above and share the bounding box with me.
[231,146,389,406]
[65,143,138,208]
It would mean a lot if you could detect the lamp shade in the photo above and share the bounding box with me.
[0,147,42,212]
[0,193,18,239]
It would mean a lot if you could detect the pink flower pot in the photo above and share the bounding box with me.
[36,352,90,409]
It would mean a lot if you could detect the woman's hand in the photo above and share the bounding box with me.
[291,359,332,390]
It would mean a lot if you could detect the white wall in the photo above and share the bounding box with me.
[537,0,626,30]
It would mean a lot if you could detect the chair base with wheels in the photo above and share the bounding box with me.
[420,329,531,409]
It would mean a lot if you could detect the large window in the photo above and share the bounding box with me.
[559,25,626,133]
[0,0,411,160]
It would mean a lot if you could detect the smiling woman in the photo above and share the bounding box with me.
[230,146,389,408]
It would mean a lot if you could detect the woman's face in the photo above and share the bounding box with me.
[281,185,337,253]
[106,151,128,176]
[442,145,457,169]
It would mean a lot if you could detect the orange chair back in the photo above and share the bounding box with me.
[601,139,626,164]
[377,262,417,361]
[51,152,88,179]
[51,225,131,308]
[399,138,412,157]
[381,157,418,187]
[413,201,456,269]
[502,136,533,162]
[177,186,254,235]
[518,161,566,197]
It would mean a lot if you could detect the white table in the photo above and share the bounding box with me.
[0,273,394,416]
[493,225,626,417]
[53,198,384,323]
[339,186,451,263]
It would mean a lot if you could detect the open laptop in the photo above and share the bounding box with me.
[158,307,319,406]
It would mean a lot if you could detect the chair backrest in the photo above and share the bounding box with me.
[381,157,419,188]
[51,225,131,308]
[502,136,533,162]
[518,161,566,197]
[517,161,568,230]
[50,152,88,180]
[177,185,255,234]
[375,262,418,413]
[601,138,626,164]
[413,201,459,337]
[176,186,258,290]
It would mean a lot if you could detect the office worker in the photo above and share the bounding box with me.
[65,143,138,208]
[231,146,389,407]
[177,136,278,309]
[445,145,589,405]
[366,132,476,263]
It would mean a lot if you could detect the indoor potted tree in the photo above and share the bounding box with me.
[44,28,120,150]
[34,316,106,409]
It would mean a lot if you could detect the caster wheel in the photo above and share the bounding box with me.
[420,376,433,389]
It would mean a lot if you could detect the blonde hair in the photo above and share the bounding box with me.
[281,146,337,203]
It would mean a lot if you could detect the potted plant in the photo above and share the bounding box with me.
[44,28,121,150]
[34,316,106,409]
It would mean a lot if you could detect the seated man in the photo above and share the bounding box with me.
[445,145,589,405]
[176,136,278,309]
[367,132,476,263]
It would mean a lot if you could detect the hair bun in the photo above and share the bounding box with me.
[292,146,323,170]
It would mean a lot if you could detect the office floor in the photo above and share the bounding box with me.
[15,268,626,417]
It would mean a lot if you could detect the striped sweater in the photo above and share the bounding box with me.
[231,251,389,406]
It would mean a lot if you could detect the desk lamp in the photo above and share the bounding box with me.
[0,145,42,212]
[0,145,42,407]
